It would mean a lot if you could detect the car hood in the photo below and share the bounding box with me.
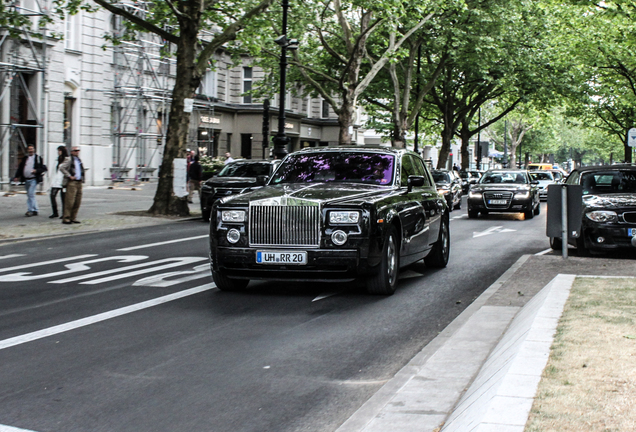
[471,184,531,192]
[218,182,396,206]
[204,176,259,188]
[583,193,636,209]
[535,180,554,187]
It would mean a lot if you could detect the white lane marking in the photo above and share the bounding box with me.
[78,257,208,285]
[473,226,516,238]
[0,255,97,273]
[312,292,339,302]
[0,283,215,351]
[0,256,148,282]
[0,254,26,261]
[117,235,208,251]
[452,214,467,219]
[535,248,552,256]
[0,424,38,432]
[133,263,210,287]
[50,257,205,284]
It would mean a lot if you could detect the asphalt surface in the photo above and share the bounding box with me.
[1,182,635,432]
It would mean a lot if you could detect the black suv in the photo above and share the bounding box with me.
[200,159,280,221]
[550,164,636,256]
[467,169,540,219]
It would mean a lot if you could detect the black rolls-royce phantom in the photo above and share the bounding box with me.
[209,147,450,295]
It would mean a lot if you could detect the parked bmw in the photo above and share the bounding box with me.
[209,147,450,295]
[550,164,636,256]
[200,159,280,221]
[467,169,540,219]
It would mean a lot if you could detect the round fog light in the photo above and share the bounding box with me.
[227,228,241,244]
[331,230,348,246]
[596,236,605,243]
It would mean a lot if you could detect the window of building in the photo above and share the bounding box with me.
[64,95,75,147]
[198,70,217,98]
[64,11,81,51]
[241,134,252,159]
[242,67,252,104]
[321,99,330,118]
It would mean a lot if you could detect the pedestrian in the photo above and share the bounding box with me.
[49,145,68,219]
[59,146,85,224]
[453,163,459,172]
[188,155,203,204]
[13,144,47,217]
[224,152,234,165]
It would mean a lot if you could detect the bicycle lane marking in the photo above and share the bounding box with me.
[0,283,215,351]
[117,235,208,251]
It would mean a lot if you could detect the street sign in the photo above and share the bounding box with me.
[629,128,636,147]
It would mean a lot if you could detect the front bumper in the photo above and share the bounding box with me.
[580,223,636,251]
[467,196,533,213]
[211,247,377,282]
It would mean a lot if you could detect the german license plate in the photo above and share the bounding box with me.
[629,228,636,237]
[488,199,507,205]
[256,251,307,265]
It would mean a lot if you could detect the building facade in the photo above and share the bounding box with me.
[1,1,363,190]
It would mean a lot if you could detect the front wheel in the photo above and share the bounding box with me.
[366,226,400,295]
[212,270,249,292]
[550,237,562,250]
[533,202,540,215]
[468,209,478,219]
[524,207,534,220]
[425,217,450,268]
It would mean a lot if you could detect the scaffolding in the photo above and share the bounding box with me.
[108,1,174,181]
[0,0,48,189]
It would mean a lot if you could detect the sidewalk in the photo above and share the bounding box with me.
[2,185,635,431]
[1,181,202,242]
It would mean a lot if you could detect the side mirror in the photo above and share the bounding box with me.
[256,175,269,186]
[531,180,539,185]
[407,175,425,192]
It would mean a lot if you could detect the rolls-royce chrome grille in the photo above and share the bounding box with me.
[249,205,321,247]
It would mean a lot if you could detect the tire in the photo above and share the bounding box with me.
[533,202,540,216]
[366,226,400,295]
[446,197,454,212]
[202,209,211,222]
[550,237,562,250]
[468,208,478,219]
[425,217,450,268]
[453,197,461,210]
[524,207,534,220]
[212,270,249,291]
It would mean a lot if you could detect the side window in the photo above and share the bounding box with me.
[566,171,579,185]
[400,155,417,185]
[411,156,431,186]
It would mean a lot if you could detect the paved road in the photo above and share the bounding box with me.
[0,200,550,432]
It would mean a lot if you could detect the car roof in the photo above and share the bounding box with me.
[291,146,410,156]
[228,159,278,165]
[574,163,636,173]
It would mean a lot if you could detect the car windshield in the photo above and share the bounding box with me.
[432,172,451,183]
[580,170,636,195]
[217,162,271,177]
[530,172,554,181]
[480,171,528,184]
[270,152,395,185]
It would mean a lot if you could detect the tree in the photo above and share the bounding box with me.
[257,0,436,145]
[82,0,276,216]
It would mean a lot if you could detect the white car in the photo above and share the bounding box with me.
[529,170,557,201]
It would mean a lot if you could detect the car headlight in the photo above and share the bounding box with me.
[437,188,450,195]
[221,210,246,223]
[586,210,617,223]
[515,191,530,199]
[468,191,482,198]
[329,211,360,224]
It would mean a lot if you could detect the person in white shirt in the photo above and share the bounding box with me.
[13,144,46,216]
[224,152,235,165]
[49,146,68,218]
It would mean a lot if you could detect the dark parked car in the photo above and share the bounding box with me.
[467,169,540,219]
[209,147,450,295]
[200,159,280,221]
[459,170,481,194]
[432,169,462,210]
[550,164,636,256]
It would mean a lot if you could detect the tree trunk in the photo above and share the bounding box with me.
[149,27,200,216]
[437,123,454,169]
[338,93,356,145]
[460,127,471,171]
